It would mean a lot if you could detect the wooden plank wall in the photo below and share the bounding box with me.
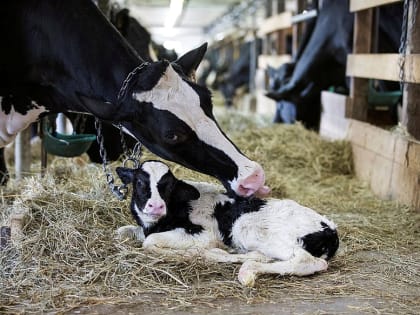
[343,0,420,210]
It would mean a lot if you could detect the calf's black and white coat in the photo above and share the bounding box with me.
[116,161,339,286]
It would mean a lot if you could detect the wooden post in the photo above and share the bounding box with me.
[402,1,420,140]
[293,0,306,57]
[347,9,373,121]
[15,127,31,180]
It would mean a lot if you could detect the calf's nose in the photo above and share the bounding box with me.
[146,201,166,216]
[237,166,271,198]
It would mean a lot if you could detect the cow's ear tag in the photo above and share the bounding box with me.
[174,43,207,81]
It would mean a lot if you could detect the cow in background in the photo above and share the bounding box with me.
[266,0,403,130]
[217,40,261,107]
[199,39,263,108]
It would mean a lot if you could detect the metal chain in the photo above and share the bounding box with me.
[94,62,149,200]
[95,118,128,200]
[398,0,418,90]
[398,0,409,90]
[119,123,142,169]
[117,62,150,103]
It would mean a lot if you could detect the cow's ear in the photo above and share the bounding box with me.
[116,167,135,184]
[113,8,130,33]
[174,43,207,81]
[173,180,200,202]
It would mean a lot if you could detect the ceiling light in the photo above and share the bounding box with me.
[164,0,184,29]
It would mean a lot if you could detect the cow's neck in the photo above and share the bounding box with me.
[1,0,141,115]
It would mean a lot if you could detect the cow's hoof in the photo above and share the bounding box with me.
[238,261,258,287]
[315,258,329,272]
[0,173,9,186]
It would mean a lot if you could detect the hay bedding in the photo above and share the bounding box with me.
[1,110,419,314]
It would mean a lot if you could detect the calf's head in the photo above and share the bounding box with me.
[116,161,199,228]
[113,44,270,198]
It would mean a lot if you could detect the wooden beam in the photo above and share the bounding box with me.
[347,119,420,210]
[15,127,31,180]
[258,12,292,36]
[347,54,420,83]
[401,0,420,141]
[320,91,351,140]
[350,0,402,12]
[258,54,291,69]
[348,9,373,121]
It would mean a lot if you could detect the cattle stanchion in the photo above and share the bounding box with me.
[14,127,31,181]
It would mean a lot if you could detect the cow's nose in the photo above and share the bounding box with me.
[237,166,270,197]
[146,201,166,216]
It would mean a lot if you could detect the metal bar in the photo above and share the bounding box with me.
[291,9,317,24]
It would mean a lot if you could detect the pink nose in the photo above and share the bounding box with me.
[146,201,166,216]
[237,166,271,197]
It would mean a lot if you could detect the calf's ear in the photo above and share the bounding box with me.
[173,180,200,202]
[174,43,207,81]
[116,167,135,184]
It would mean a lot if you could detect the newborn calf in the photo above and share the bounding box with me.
[116,160,339,286]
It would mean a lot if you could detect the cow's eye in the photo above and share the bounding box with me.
[165,132,178,142]
[164,130,187,144]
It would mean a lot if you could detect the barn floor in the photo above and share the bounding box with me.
[1,109,419,315]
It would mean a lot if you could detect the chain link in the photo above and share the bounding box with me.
[398,0,418,90]
[94,62,149,200]
[95,118,129,200]
[398,0,409,90]
[117,62,150,103]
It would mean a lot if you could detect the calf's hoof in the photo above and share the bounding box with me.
[238,261,258,287]
[116,225,145,242]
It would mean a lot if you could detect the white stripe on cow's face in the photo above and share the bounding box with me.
[134,65,258,183]
[141,161,169,213]
[0,100,47,147]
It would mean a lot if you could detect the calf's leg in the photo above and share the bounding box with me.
[116,225,145,242]
[238,247,328,287]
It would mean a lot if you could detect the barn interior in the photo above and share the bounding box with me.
[1,0,419,314]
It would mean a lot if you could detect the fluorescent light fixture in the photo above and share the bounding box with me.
[164,0,184,29]
[163,40,182,52]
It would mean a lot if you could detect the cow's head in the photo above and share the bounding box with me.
[116,160,199,228]
[112,44,269,198]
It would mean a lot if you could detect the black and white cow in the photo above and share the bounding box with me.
[0,0,269,198]
[116,161,339,286]
[266,0,403,130]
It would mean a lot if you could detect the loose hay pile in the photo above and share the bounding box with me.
[1,110,419,314]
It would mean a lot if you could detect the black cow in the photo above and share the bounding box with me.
[0,0,269,198]
[78,6,178,163]
[213,39,262,107]
[266,0,403,130]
